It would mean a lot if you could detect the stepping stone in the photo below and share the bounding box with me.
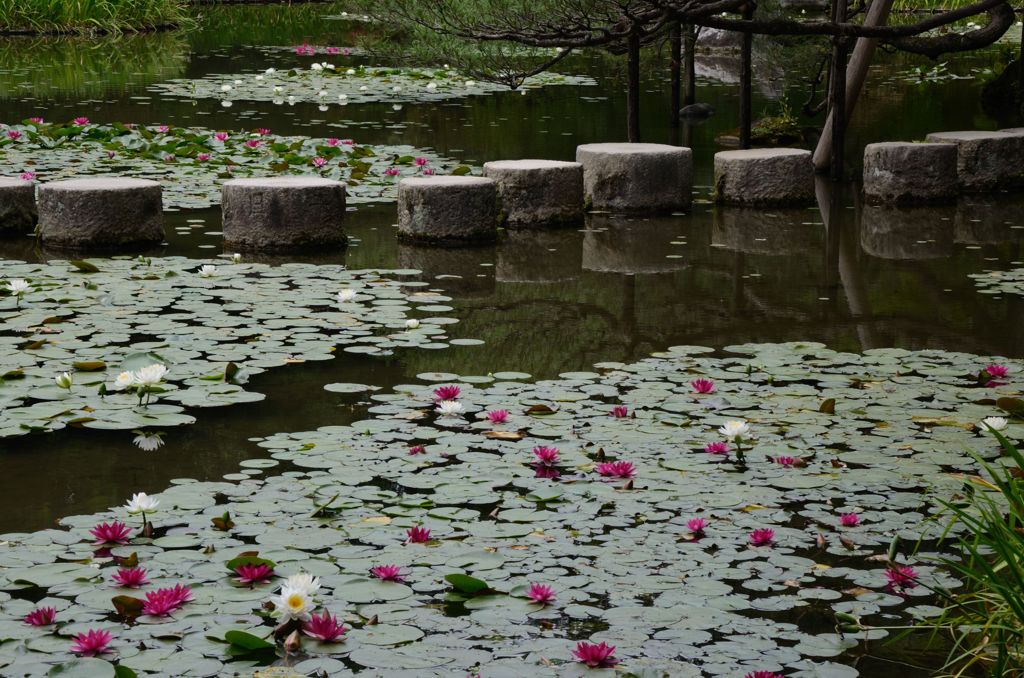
[575,143,692,212]
[37,177,163,250]
[482,159,583,228]
[925,130,1024,192]
[0,176,37,237]
[398,176,497,245]
[222,176,346,252]
[713,208,822,255]
[860,204,954,260]
[714,148,814,206]
[862,142,959,205]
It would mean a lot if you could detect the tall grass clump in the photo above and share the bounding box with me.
[0,0,188,35]
[922,424,1024,676]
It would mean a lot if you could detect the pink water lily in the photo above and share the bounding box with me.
[255,128,270,136]
[197,153,211,162]
[405,526,431,544]
[370,564,405,582]
[234,563,275,585]
[526,583,556,605]
[985,364,1009,378]
[294,43,316,56]
[414,156,429,167]
[433,384,461,401]
[705,441,729,456]
[749,528,775,546]
[839,513,860,527]
[745,672,785,678]
[303,610,346,642]
[687,517,707,535]
[326,137,340,147]
[214,132,229,142]
[157,124,169,133]
[384,167,400,176]
[142,584,193,616]
[775,456,797,467]
[595,460,635,478]
[244,139,261,149]
[610,405,628,418]
[72,117,89,126]
[572,641,618,668]
[312,156,327,168]
[408,444,426,456]
[112,567,149,588]
[71,629,112,656]
[423,167,435,175]
[486,409,509,424]
[28,117,44,124]
[533,446,560,465]
[326,46,341,55]
[19,171,35,182]
[23,607,56,626]
[90,520,132,545]
[6,130,21,140]
[341,139,355,146]
[690,378,715,394]
[885,565,919,592]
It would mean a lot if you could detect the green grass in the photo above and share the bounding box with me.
[0,0,188,35]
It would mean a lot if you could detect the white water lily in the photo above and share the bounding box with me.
[465,80,475,87]
[7,278,29,295]
[221,100,233,108]
[282,572,321,596]
[405,319,420,329]
[199,265,217,277]
[358,85,368,92]
[233,79,243,85]
[114,371,135,390]
[133,433,164,452]
[338,94,348,100]
[982,416,1008,432]
[265,67,276,75]
[254,75,264,81]
[55,372,73,390]
[426,82,437,90]
[311,63,323,71]
[719,420,750,441]
[273,86,284,94]
[273,584,316,622]
[134,364,168,387]
[317,90,328,98]
[345,68,355,75]
[435,400,464,417]
[126,492,159,514]
[231,253,242,263]
[392,86,402,92]
[220,84,232,92]
[337,289,357,303]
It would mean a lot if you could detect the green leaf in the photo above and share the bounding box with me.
[996,397,1024,418]
[68,260,100,273]
[72,361,107,372]
[224,630,275,651]
[819,398,836,414]
[450,165,471,176]
[225,554,276,573]
[444,573,490,595]
[112,595,144,620]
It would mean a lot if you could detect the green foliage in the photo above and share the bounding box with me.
[0,0,188,34]
[923,429,1024,676]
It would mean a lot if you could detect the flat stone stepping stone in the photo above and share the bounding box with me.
[482,159,583,228]
[397,176,497,245]
[0,176,37,237]
[222,176,347,252]
[714,148,814,206]
[862,142,958,205]
[924,130,1024,192]
[37,177,163,250]
[575,142,692,212]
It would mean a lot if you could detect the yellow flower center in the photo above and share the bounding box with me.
[286,593,305,611]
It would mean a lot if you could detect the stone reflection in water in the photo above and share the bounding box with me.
[712,207,824,255]
[582,215,688,274]
[397,241,497,296]
[860,204,955,259]
[955,194,1024,244]
[496,228,583,283]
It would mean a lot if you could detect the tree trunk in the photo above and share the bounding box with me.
[670,21,682,130]
[684,23,696,106]
[627,32,641,143]
[739,7,753,149]
[813,0,895,171]
[828,0,848,180]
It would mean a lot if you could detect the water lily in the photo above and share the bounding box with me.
[23,607,56,626]
[533,446,560,465]
[370,564,405,582]
[72,117,89,126]
[337,288,357,303]
[433,385,461,401]
[220,84,232,92]
[982,416,1008,432]
[744,672,785,678]
[143,584,193,616]
[326,138,340,147]
[90,520,131,545]
[572,641,618,668]
[839,513,860,527]
[486,409,509,424]
[426,82,438,90]
[311,63,323,71]
[384,167,400,177]
[134,364,167,387]
[408,445,425,455]
[113,371,135,390]
[19,171,35,181]
[687,517,707,535]
[272,584,316,622]
[884,565,919,592]
[157,125,169,133]
[112,567,149,588]
[125,492,159,515]
[6,130,21,140]
[70,629,112,656]
[526,583,556,605]
[235,563,275,585]
[405,526,431,544]
[244,139,261,149]
[611,405,628,418]
[55,372,73,390]
[705,441,729,456]
[7,279,29,304]
[749,528,775,547]
[303,610,346,642]
[405,318,420,329]
[28,117,44,124]
[775,456,797,467]
[435,400,464,417]
[231,253,242,263]
[214,132,229,142]
[196,153,211,162]
[312,156,327,168]
[414,156,429,167]
[595,460,635,478]
[282,573,321,597]
[719,420,750,440]
[987,364,1010,378]
[133,433,164,451]
[691,378,715,394]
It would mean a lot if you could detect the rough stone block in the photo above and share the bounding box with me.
[222,176,346,252]
[0,177,37,237]
[575,143,692,212]
[38,178,163,250]
[862,142,958,205]
[482,160,583,228]
[925,130,1024,192]
[714,148,814,206]
[398,176,497,245]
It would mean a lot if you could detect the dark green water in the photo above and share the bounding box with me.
[0,8,1022,674]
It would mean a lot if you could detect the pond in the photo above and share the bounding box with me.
[0,3,1022,677]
